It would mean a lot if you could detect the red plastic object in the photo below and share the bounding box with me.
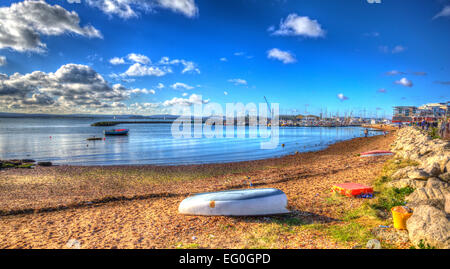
[332,183,373,197]
[360,150,393,157]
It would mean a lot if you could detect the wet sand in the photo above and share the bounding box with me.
[0,129,396,249]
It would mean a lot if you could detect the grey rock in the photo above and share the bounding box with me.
[445,192,450,215]
[372,227,410,244]
[390,178,427,189]
[406,205,450,249]
[440,172,450,183]
[407,169,430,181]
[407,186,447,211]
[422,162,442,177]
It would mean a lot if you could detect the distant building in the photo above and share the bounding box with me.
[392,102,449,124]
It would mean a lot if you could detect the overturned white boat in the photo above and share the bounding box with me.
[178,188,290,216]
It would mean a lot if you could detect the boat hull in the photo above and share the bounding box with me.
[360,150,393,157]
[178,188,290,216]
[104,129,129,135]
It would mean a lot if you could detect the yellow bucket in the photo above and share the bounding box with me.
[391,206,413,230]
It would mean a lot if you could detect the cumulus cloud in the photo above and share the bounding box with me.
[0,64,132,113]
[337,93,349,101]
[0,56,6,66]
[0,0,102,52]
[163,93,208,107]
[433,6,450,19]
[267,48,296,64]
[123,63,171,77]
[269,13,325,38]
[170,82,194,90]
[127,53,151,64]
[395,77,413,87]
[156,83,165,89]
[228,78,248,86]
[130,88,156,94]
[109,57,125,65]
[159,57,200,74]
[117,55,199,77]
[85,0,198,19]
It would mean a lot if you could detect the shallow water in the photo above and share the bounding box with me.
[0,117,379,166]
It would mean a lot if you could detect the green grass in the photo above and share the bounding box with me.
[428,127,441,140]
[370,187,415,212]
[175,242,200,249]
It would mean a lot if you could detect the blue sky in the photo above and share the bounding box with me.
[0,0,449,117]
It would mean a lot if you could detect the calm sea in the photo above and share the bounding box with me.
[0,117,378,166]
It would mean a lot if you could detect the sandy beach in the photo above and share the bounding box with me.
[0,129,398,249]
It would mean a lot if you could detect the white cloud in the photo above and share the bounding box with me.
[0,56,6,66]
[157,83,165,89]
[127,53,151,64]
[228,78,248,86]
[157,0,198,18]
[130,88,156,94]
[159,57,200,74]
[433,6,450,19]
[123,63,170,77]
[391,45,406,54]
[224,91,228,96]
[379,45,406,54]
[270,13,325,38]
[267,48,296,64]
[220,57,227,62]
[85,0,198,19]
[170,82,194,90]
[67,0,81,3]
[182,92,188,96]
[395,78,413,87]
[163,93,208,107]
[0,0,102,52]
[385,70,406,76]
[109,57,125,65]
[337,93,349,101]
[0,64,131,113]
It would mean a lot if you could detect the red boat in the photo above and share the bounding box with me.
[360,150,393,157]
[104,129,129,135]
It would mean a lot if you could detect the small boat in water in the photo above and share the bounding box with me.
[104,128,129,136]
[178,188,290,216]
[360,150,393,157]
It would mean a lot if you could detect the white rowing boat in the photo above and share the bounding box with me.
[178,188,290,216]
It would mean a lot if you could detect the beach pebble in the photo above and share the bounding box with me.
[366,239,381,249]
[66,239,81,249]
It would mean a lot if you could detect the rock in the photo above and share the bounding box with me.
[407,169,430,181]
[445,192,450,215]
[406,186,448,211]
[406,205,450,249]
[440,172,450,183]
[422,162,442,177]
[21,159,36,163]
[37,161,52,167]
[372,227,410,244]
[426,177,449,190]
[366,239,382,249]
[391,178,427,189]
[392,167,414,180]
